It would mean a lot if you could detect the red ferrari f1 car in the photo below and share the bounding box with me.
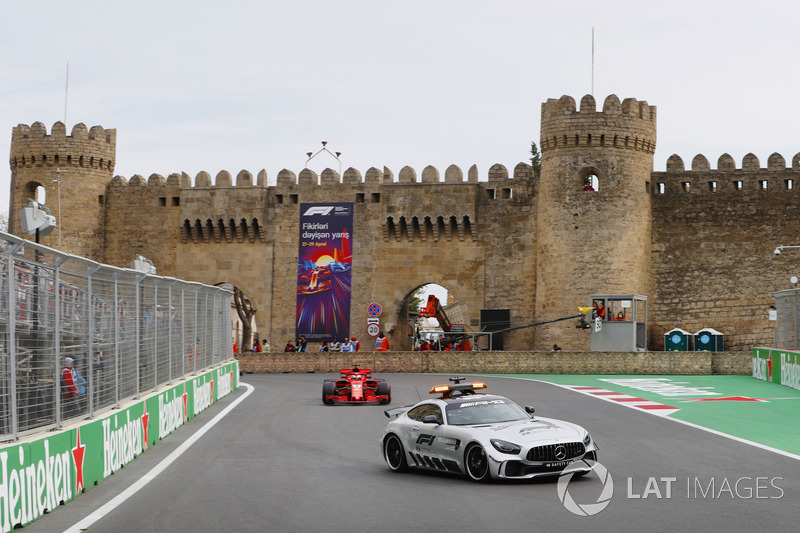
[322,365,391,405]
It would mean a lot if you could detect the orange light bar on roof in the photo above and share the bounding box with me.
[430,385,450,394]
[472,382,487,389]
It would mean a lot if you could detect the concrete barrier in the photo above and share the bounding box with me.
[0,361,239,532]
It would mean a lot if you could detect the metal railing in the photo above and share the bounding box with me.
[0,231,233,442]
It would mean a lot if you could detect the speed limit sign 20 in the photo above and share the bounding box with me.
[367,323,381,337]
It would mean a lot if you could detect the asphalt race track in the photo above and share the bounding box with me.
[25,374,800,533]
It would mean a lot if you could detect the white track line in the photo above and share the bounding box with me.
[63,382,254,533]
[498,376,800,462]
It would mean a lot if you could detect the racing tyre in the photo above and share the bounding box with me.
[322,381,336,405]
[465,443,491,482]
[383,434,408,472]
[377,381,391,404]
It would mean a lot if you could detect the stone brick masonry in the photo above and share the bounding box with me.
[236,351,752,376]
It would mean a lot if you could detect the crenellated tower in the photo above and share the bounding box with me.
[534,94,656,350]
[9,122,115,261]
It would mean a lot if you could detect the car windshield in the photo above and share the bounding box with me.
[445,398,528,425]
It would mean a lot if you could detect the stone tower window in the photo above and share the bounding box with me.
[578,168,600,192]
[786,179,793,190]
[708,181,717,193]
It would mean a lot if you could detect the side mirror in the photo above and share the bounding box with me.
[524,405,536,415]
[423,414,440,425]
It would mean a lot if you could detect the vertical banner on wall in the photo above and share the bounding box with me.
[297,203,353,342]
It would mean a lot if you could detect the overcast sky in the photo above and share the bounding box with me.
[2,1,798,218]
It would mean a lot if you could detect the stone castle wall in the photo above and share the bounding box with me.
[104,172,185,274]
[650,154,800,350]
[7,94,799,354]
[95,161,534,350]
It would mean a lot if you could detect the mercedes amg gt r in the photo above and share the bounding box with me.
[380,378,598,481]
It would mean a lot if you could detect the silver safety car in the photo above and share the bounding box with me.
[380,378,598,482]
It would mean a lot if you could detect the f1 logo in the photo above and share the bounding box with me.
[303,206,334,216]
[416,434,436,446]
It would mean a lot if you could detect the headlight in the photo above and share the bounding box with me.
[490,439,521,455]
[583,433,592,447]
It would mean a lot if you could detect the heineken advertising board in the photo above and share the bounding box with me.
[752,347,800,391]
[0,361,239,532]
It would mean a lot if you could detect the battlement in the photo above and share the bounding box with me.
[540,94,657,154]
[10,121,116,172]
[664,152,800,173]
[654,151,800,197]
[108,162,534,188]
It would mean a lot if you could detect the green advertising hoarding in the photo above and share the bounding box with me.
[752,347,800,391]
[0,361,239,532]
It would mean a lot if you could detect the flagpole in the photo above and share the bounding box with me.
[64,60,69,124]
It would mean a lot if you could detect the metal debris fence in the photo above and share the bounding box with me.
[0,231,233,442]
[774,288,800,350]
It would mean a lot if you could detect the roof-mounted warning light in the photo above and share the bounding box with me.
[429,381,487,398]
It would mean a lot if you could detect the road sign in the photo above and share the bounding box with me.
[367,303,382,318]
[367,318,380,325]
[367,323,381,337]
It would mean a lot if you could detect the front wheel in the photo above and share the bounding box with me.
[383,434,408,472]
[465,443,491,482]
[322,381,336,404]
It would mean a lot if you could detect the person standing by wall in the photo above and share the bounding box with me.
[61,357,82,418]
[376,332,390,351]
[296,335,308,352]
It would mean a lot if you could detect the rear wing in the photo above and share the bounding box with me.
[384,405,412,419]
